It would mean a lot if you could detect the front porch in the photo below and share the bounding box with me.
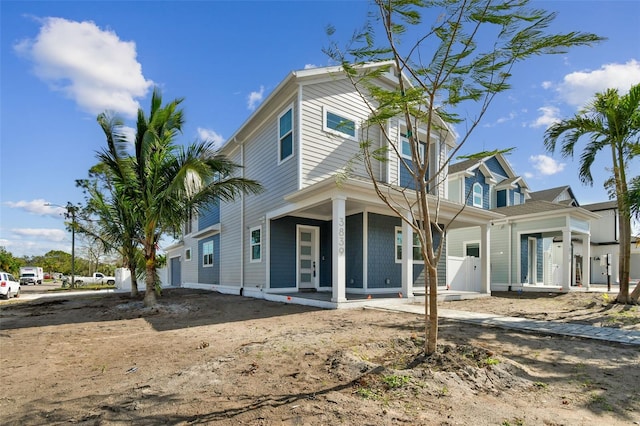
[266,177,504,304]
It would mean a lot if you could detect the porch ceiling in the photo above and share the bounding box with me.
[281,176,503,227]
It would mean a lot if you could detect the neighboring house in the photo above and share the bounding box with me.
[165,63,502,307]
[582,200,640,285]
[447,155,600,292]
[528,185,579,206]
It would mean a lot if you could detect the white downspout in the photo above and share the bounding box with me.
[240,141,245,291]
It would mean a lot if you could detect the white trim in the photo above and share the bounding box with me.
[472,182,483,207]
[322,105,358,140]
[463,240,481,257]
[277,103,294,165]
[297,225,320,289]
[362,211,368,290]
[202,240,214,268]
[528,236,538,284]
[395,226,422,264]
[249,226,262,263]
[297,85,303,190]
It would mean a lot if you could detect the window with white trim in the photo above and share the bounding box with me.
[323,107,356,139]
[185,248,192,261]
[473,182,483,207]
[513,191,522,205]
[464,241,480,257]
[278,106,293,163]
[250,226,261,262]
[202,241,213,267]
[395,227,423,263]
[400,134,425,160]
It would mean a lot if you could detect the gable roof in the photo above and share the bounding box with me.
[448,153,530,193]
[491,200,599,220]
[581,200,618,211]
[528,186,578,206]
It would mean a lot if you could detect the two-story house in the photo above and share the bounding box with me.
[447,155,600,292]
[165,63,502,307]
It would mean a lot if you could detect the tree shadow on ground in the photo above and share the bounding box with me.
[0,289,321,332]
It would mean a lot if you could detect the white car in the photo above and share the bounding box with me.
[0,271,20,299]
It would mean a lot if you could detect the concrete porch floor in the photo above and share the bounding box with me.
[263,288,490,309]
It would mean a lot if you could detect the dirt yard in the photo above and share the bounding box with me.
[1,289,638,425]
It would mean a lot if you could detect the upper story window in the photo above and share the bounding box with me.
[250,226,261,263]
[513,191,522,205]
[278,106,293,163]
[323,107,356,139]
[185,248,192,262]
[473,182,483,207]
[203,240,214,267]
[400,134,425,160]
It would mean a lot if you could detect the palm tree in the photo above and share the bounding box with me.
[97,88,262,306]
[77,159,144,297]
[544,83,640,303]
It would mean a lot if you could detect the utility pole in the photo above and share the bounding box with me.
[46,202,78,288]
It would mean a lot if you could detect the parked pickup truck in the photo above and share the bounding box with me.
[70,272,116,286]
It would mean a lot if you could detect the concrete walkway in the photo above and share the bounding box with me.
[373,302,640,346]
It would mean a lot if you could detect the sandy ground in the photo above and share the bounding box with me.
[1,288,639,425]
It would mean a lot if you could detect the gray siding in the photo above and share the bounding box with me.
[300,78,382,186]
[346,213,363,288]
[270,216,331,289]
[242,97,299,286]
[198,234,220,284]
[367,213,402,288]
[219,147,243,286]
[490,226,509,283]
[198,203,220,229]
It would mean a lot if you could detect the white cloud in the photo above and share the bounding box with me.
[556,60,640,108]
[12,228,67,241]
[304,64,318,69]
[14,17,153,117]
[541,81,553,90]
[530,106,560,129]
[4,199,66,216]
[529,154,565,176]
[247,85,265,110]
[197,127,225,148]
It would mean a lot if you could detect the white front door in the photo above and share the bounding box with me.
[297,225,319,290]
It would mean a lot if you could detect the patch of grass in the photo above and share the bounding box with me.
[482,357,500,366]
[501,418,524,426]
[533,381,548,390]
[382,374,410,389]
[604,309,640,327]
[355,387,377,399]
[437,386,449,397]
[589,392,613,411]
[49,284,115,292]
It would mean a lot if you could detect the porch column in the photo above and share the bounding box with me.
[402,213,413,297]
[562,228,572,292]
[583,233,591,290]
[480,224,491,294]
[331,196,347,303]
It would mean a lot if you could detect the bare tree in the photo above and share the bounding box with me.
[326,0,602,353]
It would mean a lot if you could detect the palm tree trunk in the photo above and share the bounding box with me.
[143,244,157,307]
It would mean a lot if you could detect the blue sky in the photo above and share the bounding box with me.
[1,1,639,258]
